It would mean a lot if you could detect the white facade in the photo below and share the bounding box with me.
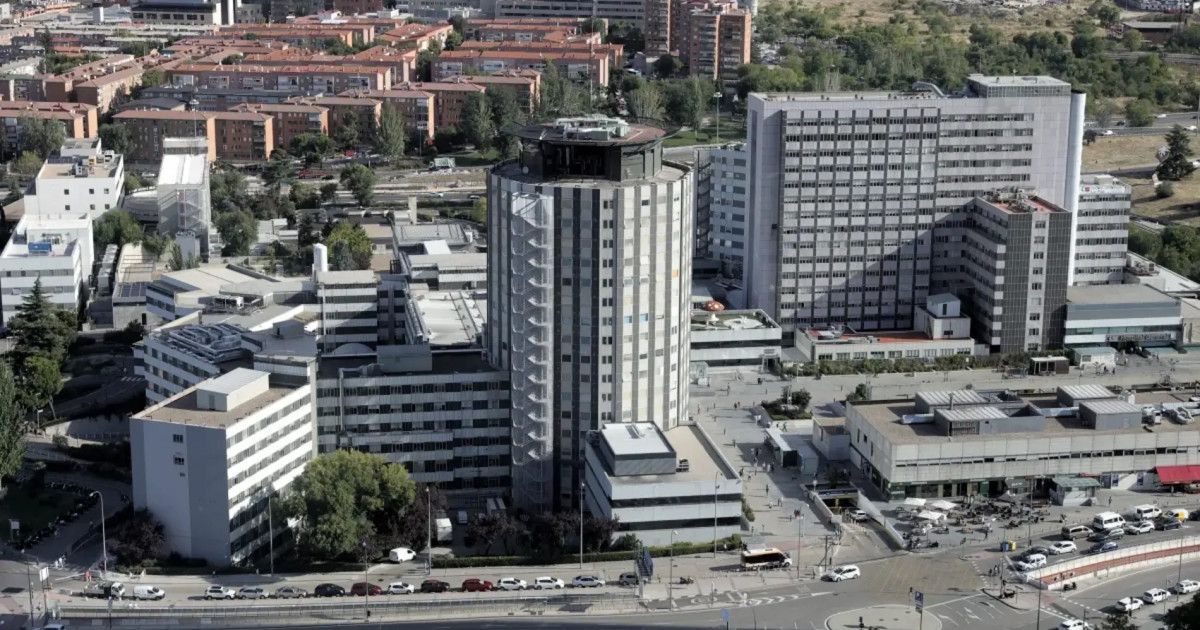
[316,270,379,351]
[131,368,314,566]
[0,213,92,324]
[746,75,1084,339]
[706,143,748,280]
[488,118,693,510]
[24,139,124,220]
[1074,175,1131,286]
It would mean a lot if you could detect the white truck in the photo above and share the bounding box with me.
[435,516,453,543]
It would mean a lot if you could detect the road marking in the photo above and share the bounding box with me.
[928,593,984,609]
[936,614,958,626]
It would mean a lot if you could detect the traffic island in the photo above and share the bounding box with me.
[826,604,941,630]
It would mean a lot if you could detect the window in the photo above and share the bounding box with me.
[173,456,185,465]
[172,434,183,443]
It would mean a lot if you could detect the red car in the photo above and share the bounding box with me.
[461,579,494,592]
[350,582,384,596]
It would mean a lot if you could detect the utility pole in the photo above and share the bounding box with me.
[25,564,35,627]
[579,481,585,569]
[1035,583,1044,630]
[362,540,369,620]
[90,491,107,577]
[796,512,804,579]
[267,496,274,576]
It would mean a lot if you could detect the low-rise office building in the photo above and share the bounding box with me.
[1064,284,1181,351]
[583,422,742,546]
[798,295,980,364]
[23,138,124,219]
[131,368,315,566]
[845,385,1200,501]
[690,309,781,367]
[0,213,93,325]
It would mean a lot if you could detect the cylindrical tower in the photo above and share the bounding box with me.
[487,116,694,511]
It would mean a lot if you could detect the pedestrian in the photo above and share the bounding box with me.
[961,536,966,546]
[1108,496,1113,507]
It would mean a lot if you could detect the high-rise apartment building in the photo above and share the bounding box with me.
[681,0,750,86]
[487,116,693,510]
[746,75,1085,341]
[695,142,749,280]
[644,0,671,56]
[1074,174,1131,287]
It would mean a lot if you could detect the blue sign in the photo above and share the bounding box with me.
[28,241,51,254]
[722,608,731,622]
[915,591,924,613]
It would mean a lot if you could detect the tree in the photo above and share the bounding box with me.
[0,363,27,485]
[123,173,144,195]
[141,233,169,258]
[281,449,416,560]
[654,54,684,78]
[1088,1,1121,28]
[1125,100,1155,128]
[464,512,518,555]
[291,133,333,167]
[582,515,619,552]
[444,30,464,50]
[215,210,257,256]
[627,82,664,121]
[1122,29,1143,52]
[210,169,249,213]
[1158,181,1176,198]
[1165,594,1200,630]
[1129,227,1162,258]
[109,509,165,568]
[94,210,144,250]
[789,388,812,412]
[580,16,605,34]
[664,78,710,129]
[847,383,870,403]
[1099,611,1139,630]
[335,111,362,150]
[1158,125,1196,181]
[460,93,496,151]
[8,278,76,365]
[38,28,53,54]
[19,355,62,416]
[319,182,339,203]
[375,104,407,163]
[324,221,372,270]
[487,88,527,130]
[416,49,437,82]
[141,69,166,87]
[18,117,66,159]
[1083,129,1097,145]
[339,163,375,207]
[393,485,447,552]
[290,182,318,209]
[168,240,183,271]
[469,197,486,224]
[98,124,131,156]
[262,148,296,189]
[525,512,575,556]
[1092,99,1119,129]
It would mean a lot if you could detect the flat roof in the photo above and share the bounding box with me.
[315,269,375,284]
[393,222,470,246]
[40,157,121,180]
[1067,284,1175,305]
[161,266,261,295]
[134,382,296,428]
[1079,399,1142,415]
[601,422,671,456]
[606,424,733,484]
[413,290,486,347]
[200,367,266,395]
[1058,384,1118,400]
[966,74,1071,87]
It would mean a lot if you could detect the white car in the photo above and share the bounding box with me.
[1175,580,1200,595]
[388,547,416,563]
[846,509,869,522]
[1116,597,1143,612]
[387,582,414,595]
[1060,619,1093,630]
[533,577,564,590]
[1125,521,1154,535]
[572,575,605,588]
[497,578,528,591]
[236,587,269,600]
[1101,130,1115,136]
[1158,113,1169,118]
[1048,541,1077,555]
[823,565,861,582]
[204,586,236,600]
[1143,588,1170,604]
[1189,125,1198,131]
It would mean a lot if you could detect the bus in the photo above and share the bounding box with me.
[741,548,792,570]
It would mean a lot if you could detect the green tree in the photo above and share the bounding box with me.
[580,16,605,34]
[109,509,165,568]
[1100,611,1139,630]
[141,68,165,87]
[487,88,527,130]
[1084,129,1097,145]
[847,383,871,403]
[262,148,296,189]
[1125,100,1155,128]
[0,363,27,485]
[339,163,375,207]
[98,124,131,156]
[297,212,318,248]
[123,172,144,195]
[8,278,76,365]
[290,182,318,209]
[375,104,407,163]
[627,82,664,121]
[1158,125,1196,181]
[141,233,169,258]
[319,182,339,203]
[469,197,486,224]
[1092,99,1119,129]
[1129,227,1162,258]
[394,485,447,552]
[281,449,417,560]
[19,355,62,420]
[1165,593,1200,630]
[535,62,585,118]
[168,240,183,271]
[10,152,42,180]
[18,117,66,159]
[654,54,684,78]
[444,30,464,50]
[215,210,257,256]
[1122,29,1143,52]
[335,111,362,150]
[94,210,144,249]
[1088,1,1121,28]
[324,221,372,270]
[291,133,333,167]
[210,169,250,213]
[460,92,496,151]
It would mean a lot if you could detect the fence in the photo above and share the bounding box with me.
[1025,535,1200,590]
[56,592,642,626]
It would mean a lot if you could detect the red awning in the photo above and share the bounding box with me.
[1156,465,1200,485]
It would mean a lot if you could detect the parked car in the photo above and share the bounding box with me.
[1087,542,1119,555]
[1143,588,1171,604]
[1176,580,1200,595]
[846,509,869,522]
[388,547,416,563]
[387,582,415,595]
[1060,619,1093,630]
[236,587,269,600]
[1116,597,1143,612]
[497,578,528,591]
[314,584,345,598]
[823,565,862,582]
[350,583,384,596]
[1015,554,1047,572]
[1125,521,1154,535]
[618,572,640,587]
[1024,546,1052,558]
[273,587,307,599]
[1089,528,1124,543]
[572,575,605,588]
[421,580,451,593]
[204,586,236,600]
[132,586,165,601]
[534,577,565,590]
[462,579,494,592]
[1048,541,1077,555]
[1158,518,1183,531]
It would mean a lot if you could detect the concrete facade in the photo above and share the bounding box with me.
[1074,174,1131,287]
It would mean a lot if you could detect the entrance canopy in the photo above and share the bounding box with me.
[1157,465,1200,485]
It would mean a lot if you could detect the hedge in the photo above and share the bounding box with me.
[431,537,740,569]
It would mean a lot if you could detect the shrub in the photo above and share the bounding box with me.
[742,497,755,522]
[1157,181,1176,198]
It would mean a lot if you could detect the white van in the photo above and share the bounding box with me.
[1132,505,1162,521]
[133,585,165,600]
[388,547,416,563]
[1093,512,1126,531]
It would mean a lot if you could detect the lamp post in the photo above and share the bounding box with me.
[712,92,722,143]
[796,511,804,580]
[425,486,432,575]
[361,540,370,620]
[712,473,719,558]
[267,496,274,576]
[90,491,107,577]
[669,530,678,609]
[579,481,585,569]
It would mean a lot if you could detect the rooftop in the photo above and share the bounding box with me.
[509,116,664,146]
[392,222,471,247]
[317,348,497,378]
[966,74,1071,87]
[690,309,777,331]
[39,155,122,180]
[804,328,947,344]
[601,422,672,456]
[1067,284,1175,305]
[411,290,486,347]
[603,424,736,484]
[134,382,297,428]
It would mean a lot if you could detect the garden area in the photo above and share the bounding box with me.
[0,476,99,549]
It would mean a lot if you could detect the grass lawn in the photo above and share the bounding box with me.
[1082,135,1166,173]
[664,120,747,147]
[1125,174,1200,226]
[0,484,81,536]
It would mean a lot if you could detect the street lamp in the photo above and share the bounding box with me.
[266,496,274,576]
[425,486,432,574]
[796,511,804,579]
[712,473,719,558]
[90,491,107,577]
[361,540,370,620]
[712,92,722,143]
[669,529,678,609]
[579,481,585,569]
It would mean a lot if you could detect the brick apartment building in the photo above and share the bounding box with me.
[440,72,540,113]
[436,50,608,87]
[112,110,276,163]
[74,66,145,112]
[165,63,391,94]
[286,95,380,142]
[678,0,750,86]
[377,22,453,51]
[43,54,137,102]
[456,39,624,68]
[240,48,416,85]
[333,0,385,15]
[391,82,485,129]
[228,103,327,150]
[338,89,434,139]
[212,112,275,162]
[138,85,320,110]
[0,102,97,150]
[219,24,374,47]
